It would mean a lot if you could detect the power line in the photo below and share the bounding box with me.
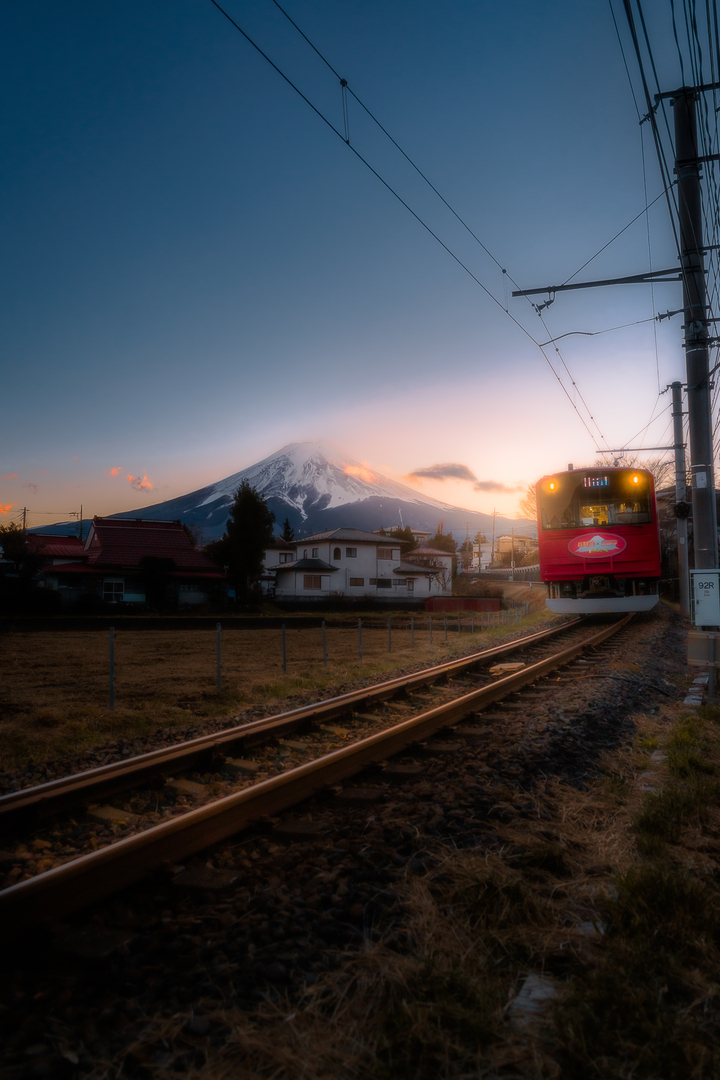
[207,0,605,445]
[269,0,622,447]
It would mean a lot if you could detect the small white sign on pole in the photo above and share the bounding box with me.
[690,569,720,626]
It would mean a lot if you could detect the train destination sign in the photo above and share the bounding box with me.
[567,533,627,559]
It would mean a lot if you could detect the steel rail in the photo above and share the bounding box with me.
[0,615,630,940]
[0,618,580,826]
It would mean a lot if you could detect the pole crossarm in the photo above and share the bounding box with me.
[655,81,720,101]
[512,267,681,298]
[595,446,680,453]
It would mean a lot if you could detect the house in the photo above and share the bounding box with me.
[41,518,223,607]
[266,528,448,602]
[402,546,455,593]
[260,536,296,596]
[26,534,86,564]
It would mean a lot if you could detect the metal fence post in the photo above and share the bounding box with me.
[388,616,392,652]
[282,623,287,673]
[216,622,222,692]
[358,618,362,660]
[109,626,115,711]
[429,615,432,643]
[322,620,327,666]
[444,617,447,642]
[411,616,414,648]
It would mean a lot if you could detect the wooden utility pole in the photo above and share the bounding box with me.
[671,381,690,613]
[673,89,718,571]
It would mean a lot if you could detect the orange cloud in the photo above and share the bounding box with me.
[109,467,124,477]
[344,464,376,483]
[2,474,18,480]
[128,473,153,491]
[0,503,15,515]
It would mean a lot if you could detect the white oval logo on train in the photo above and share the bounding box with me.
[567,533,627,558]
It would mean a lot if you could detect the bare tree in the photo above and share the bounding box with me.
[595,454,675,489]
[516,484,537,521]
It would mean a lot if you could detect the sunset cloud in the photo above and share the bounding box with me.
[473,479,525,493]
[344,463,376,483]
[109,467,124,477]
[2,474,18,480]
[409,463,478,482]
[0,503,15,515]
[408,462,524,494]
[128,473,153,491]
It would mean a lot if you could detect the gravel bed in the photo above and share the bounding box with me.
[0,607,686,1078]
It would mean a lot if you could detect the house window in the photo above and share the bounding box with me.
[312,548,319,558]
[304,575,321,589]
[333,547,342,560]
[103,580,124,603]
[392,579,406,588]
[407,580,415,592]
[349,577,364,587]
[303,549,308,558]
[377,547,393,560]
[369,578,377,585]
[345,547,357,558]
[376,578,392,589]
[279,552,293,563]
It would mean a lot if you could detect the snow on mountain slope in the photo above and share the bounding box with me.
[197,442,455,519]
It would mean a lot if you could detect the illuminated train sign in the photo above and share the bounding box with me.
[568,533,627,558]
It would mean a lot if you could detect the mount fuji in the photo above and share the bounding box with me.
[107,443,528,543]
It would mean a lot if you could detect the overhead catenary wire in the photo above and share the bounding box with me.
[207,0,607,446]
[271,0,695,452]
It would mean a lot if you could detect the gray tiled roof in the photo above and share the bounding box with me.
[298,528,408,545]
[392,561,440,575]
[271,558,338,574]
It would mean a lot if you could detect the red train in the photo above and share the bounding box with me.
[535,466,661,613]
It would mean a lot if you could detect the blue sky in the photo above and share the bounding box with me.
[1,0,706,525]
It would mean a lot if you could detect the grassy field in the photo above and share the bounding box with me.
[0,601,549,771]
[180,698,720,1080]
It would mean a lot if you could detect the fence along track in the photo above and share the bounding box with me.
[0,615,631,940]
[0,618,578,827]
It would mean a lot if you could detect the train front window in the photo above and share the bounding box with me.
[538,471,652,529]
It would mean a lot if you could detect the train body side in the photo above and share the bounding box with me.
[535,467,661,614]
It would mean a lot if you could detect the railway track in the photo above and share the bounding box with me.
[0,614,632,941]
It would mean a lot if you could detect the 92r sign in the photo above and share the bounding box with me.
[691,570,720,627]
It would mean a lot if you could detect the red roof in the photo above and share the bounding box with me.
[85,518,219,573]
[27,534,85,559]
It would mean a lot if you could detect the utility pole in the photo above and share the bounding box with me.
[671,381,690,614]
[21,507,27,534]
[491,508,497,568]
[512,85,719,583]
[674,89,718,572]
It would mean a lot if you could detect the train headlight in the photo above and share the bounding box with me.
[549,481,555,490]
[632,475,639,484]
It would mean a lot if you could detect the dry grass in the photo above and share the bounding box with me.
[0,610,551,771]
[93,693,720,1079]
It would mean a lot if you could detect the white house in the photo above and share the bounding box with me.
[266,528,447,602]
[260,537,296,596]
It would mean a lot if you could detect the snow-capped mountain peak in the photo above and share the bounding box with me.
[197,441,454,519]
